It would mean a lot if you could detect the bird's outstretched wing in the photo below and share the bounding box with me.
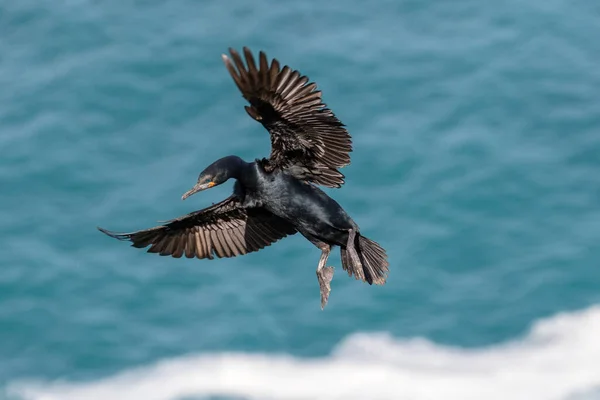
[98,195,297,259]
[222,47,352,188]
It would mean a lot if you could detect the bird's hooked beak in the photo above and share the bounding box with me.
[181,181,216,200]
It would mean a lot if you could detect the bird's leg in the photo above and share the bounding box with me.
[346,228,365,281]
[316,244,334,310]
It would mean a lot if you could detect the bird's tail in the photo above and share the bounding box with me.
[340,234,389,285]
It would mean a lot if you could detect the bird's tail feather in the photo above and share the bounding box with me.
[340,234,389,285]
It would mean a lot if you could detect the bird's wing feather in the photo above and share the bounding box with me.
[98,195,297,259]
[222,47,352,188]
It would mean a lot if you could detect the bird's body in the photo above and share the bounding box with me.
[236,159,356,246]
[98,47,389,308]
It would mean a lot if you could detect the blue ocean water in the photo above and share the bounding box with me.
[2,0,600,399]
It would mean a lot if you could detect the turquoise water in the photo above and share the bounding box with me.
[2,1,600,399]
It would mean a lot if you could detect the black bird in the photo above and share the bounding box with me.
[98,47,389,308]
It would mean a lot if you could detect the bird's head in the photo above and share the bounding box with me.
[181,155,245,200]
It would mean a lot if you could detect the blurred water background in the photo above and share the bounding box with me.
[1,1,600,399]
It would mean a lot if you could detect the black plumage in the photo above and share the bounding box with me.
[98,47,388,309]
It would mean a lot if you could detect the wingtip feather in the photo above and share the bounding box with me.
[97,226,130,241]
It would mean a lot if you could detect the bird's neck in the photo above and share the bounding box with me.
[226,156,252,184]
[234,159,269,192]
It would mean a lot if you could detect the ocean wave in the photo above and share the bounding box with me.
[7,306,600,400]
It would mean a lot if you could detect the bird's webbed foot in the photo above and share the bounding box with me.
[317,266,335,310]
[311,240,334,309]
[346,228,364,280]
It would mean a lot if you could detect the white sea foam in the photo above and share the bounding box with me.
[7,306,600,400]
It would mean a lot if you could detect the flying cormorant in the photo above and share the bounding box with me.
[98,47,389,308]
